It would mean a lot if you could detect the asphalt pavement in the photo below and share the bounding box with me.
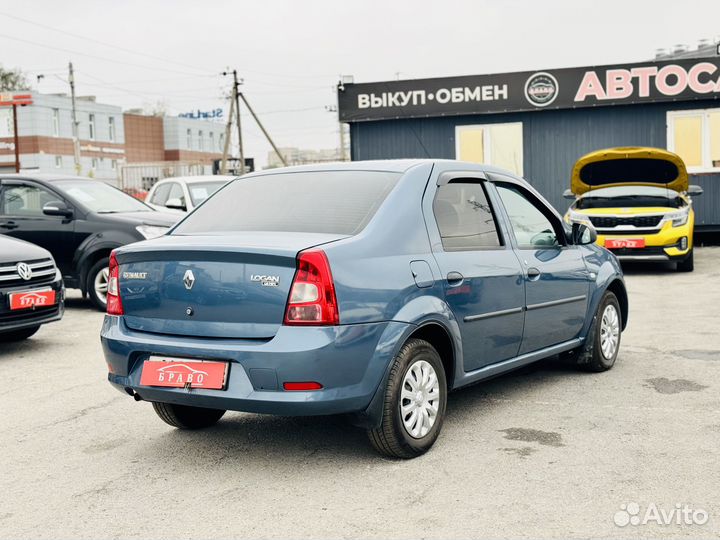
[1,248,719,539]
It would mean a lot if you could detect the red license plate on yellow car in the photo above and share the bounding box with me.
[140,357,229,390]
[9,289,56,310]
[606,238,646,249]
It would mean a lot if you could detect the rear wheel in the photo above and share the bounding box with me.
[367,339,447,458]
[579,291,622,372]
[152,402,226,429]
[677,249,694,272]
[0,326,40,342]
[86,258,110,311]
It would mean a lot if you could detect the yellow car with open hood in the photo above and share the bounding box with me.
[564,147,703,272]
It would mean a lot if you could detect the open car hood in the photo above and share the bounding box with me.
[571,147,688,195]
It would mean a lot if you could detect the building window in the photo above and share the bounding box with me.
[209,132,214,152]
[111,159,117,170]
[52,109,60,137]
[667,109,720,172]
[455,122,523,175]
[198,130,204,151]
[88,113,96,140]
[219,132,224,151]
[55,155,62,168]
[186,128,192,150]
[108,117,115,142]
[91,157,98,169]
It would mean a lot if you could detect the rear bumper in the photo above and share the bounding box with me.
[101,316,409,416]
[0,279,65,334]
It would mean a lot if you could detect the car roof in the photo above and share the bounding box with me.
[154,175,236,185]
[0,173,103,183]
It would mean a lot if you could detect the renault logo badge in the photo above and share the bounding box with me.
[183,269,195,290]
[17,262,33,281]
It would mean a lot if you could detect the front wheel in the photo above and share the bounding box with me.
[86,258,110,311]
[677,249,694,272]
[152,402,226,429]
[367,339,447,458]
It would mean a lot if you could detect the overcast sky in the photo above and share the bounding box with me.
[2,0,719,166]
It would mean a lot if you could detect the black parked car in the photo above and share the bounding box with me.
[0,175,179,310]
[0,235,64,341]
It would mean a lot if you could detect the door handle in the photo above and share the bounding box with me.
[446,271,464,286]
[526,267,541,280]
[0,220,18,230]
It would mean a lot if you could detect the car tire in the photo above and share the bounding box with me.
[367,338,447,459]
[0,326,40,342]
[579,291,622,372]
[677,249,694,272]
[152,402,226,429]
[86,258,110,311]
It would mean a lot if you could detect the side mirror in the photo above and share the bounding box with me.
[572,221,597,245]
[42,200,73,218]
[563,189,576,200]
[165,198,187,211]
[687,185,703,196]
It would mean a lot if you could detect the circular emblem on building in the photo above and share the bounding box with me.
[524,72,559,107]
[16,262,33,281]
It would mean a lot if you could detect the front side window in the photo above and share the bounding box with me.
[0,184,59,217]
[456,122,523,175]
[668,109,720,172]
[151,183,172,206]
[173,171,401,236]
[433,181,501,251]
[495,183,560,248]
[167,182,185,206]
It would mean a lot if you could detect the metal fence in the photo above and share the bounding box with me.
[119,161,210,199]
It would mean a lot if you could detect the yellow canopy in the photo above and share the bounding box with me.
[571,147,688,195]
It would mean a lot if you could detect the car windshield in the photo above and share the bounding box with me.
[187,181,228,206]
[55,180,152,213]
[576,186,685,209]
[173,170,401,236]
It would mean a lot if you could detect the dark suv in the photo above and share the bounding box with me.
[0,175,179,310]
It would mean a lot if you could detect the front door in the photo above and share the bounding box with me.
[493,180,591,354]
[428,175,525,372]
[0,180,76,275]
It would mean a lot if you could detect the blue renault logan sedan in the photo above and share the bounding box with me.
[101,160,627,458]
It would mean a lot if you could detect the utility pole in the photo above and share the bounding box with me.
[68,62,81,175]
[11,104,20,172]
[238,92,287,167]
[219,84,235,175]
[221,69,245,175]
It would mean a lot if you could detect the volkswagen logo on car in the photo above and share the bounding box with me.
[525,72,559,107]
[16,262,33,281]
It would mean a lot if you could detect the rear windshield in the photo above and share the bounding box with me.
[173,170,401,236]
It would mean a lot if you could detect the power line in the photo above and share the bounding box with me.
[0,12,212,75]
[0,32,212,76]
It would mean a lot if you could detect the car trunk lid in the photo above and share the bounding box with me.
[114,232,346,339]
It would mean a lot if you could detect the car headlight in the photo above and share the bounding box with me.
[136,225,169,239]
[664,209,689,227]
[566,209,592,225]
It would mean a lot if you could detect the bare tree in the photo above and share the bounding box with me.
[0,66,31,91]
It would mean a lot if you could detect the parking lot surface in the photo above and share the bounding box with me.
[1,248,719,539]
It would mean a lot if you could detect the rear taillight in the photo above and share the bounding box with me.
[106,250,124,315]
[284,250,339,326]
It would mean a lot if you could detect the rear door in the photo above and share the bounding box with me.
[491,176,591,354]
[427,172,525,372]
[0,179,76,275]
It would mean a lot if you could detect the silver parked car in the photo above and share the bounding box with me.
[145,176,235,213]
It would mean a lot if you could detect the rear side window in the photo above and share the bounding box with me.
[173,171,401,236]
[432,182,501,251]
